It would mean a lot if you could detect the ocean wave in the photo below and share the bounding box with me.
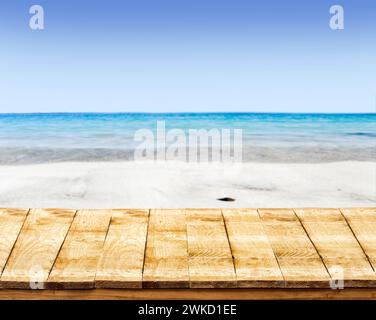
[0,146,375,165]
[346,132,376,137]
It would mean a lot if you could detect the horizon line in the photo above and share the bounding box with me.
[0,111,375,115]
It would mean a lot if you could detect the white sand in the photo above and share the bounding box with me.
[0,161,374,209]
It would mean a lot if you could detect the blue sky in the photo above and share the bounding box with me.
[0,0,375,113]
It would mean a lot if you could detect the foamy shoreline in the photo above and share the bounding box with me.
[0,161,374,208]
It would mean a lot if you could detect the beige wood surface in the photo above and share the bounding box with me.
[47,209,112,289]
[96,209,149,289]
[186,209,236,288]
[341,208,376,271]
[341,208,376,270]
[0,209,75,289]
[0,209,29,278]
[143,209,189,288]
[295,208,376,287]
[0,207,375,292]
[258,208,331,288]
[222,208,284,288]
[2,288,376,300]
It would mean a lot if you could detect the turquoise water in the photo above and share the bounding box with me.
[0,113,375,164]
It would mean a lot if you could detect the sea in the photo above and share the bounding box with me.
[0,113,375,164]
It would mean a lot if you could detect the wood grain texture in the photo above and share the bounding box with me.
[186,209,236,288]
[143,209,189,288]
[96,209,149,289]
[2,288,376,300]
[1,207,376,291]
[295,208,376,287]
[1,209,75,289]
[47,209,112,289]
[0,209,29,278]
[222,208,284,288]
[341,208,376,272]
[258,208,330,288]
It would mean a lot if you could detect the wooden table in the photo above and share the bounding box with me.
[1,208,376,299]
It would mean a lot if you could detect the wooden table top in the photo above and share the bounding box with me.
[0,207,376,299]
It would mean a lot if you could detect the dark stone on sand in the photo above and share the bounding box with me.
[217,197,236,202]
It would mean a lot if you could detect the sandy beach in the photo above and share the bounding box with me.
[0,161,374,208]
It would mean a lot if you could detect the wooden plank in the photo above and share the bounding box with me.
[340,208,376,273]
[2,206,376,291]
[0,209,29,278]
[258,208,330,288]
[95,209,149,289]
[47,209,112,289]
[222,208,284,288]
[3,288,376,300]
[186,209,236,288]
[0,209,75,289]
[295,208,376,287]
[143,209,189,288]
